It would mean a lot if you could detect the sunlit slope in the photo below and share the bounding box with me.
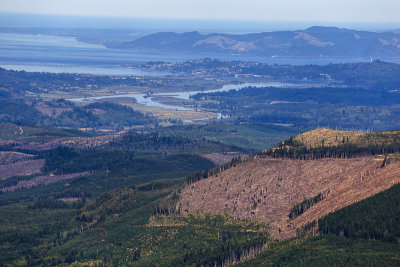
[291,128,400,148]
[180,128,400,239]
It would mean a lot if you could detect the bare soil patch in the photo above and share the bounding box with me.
[0,159,45,180]
[0,151,34,165]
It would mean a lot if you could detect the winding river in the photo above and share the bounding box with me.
[70,82,296,109]
[69,81,319,122]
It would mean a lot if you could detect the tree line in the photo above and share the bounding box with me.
[260,142,400,160]
[318,183,400,243]
[289,191,329,220]
[186,156,250,185]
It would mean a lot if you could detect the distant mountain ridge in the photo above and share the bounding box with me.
[120,26,400,58]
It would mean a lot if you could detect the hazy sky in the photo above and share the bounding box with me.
[1,0,400,23]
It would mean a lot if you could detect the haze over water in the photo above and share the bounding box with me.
[3,31,400,76]
[1,14,400,75]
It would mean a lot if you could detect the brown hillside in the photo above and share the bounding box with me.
[179,156,400,239]
[0,159,45,180]
[290,128,400,148]
[293,128,363,148]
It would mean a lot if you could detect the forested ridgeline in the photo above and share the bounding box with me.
[40,147,216,176]
[101,132,248,154]
[0,99,158,130]
[0,123,248,205]
[186,156,250,185]
[0,67,146,96]
[318,182,400,243]
[0,143,218,206]
[260,142,400,160]
[0,122,245,157]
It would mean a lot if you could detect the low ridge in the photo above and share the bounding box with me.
[291,128,400,148]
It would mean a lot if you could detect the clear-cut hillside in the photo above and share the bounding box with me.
[180,143,400,239]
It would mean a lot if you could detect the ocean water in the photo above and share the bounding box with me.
[1,32,399,75]
[0,33,172,75]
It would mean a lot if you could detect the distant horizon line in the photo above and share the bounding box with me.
[1,12,399,32]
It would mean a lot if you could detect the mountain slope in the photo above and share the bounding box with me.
[179,129,400,239]
[121,27,400,58]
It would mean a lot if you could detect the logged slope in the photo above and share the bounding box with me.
[180,130,400,239]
